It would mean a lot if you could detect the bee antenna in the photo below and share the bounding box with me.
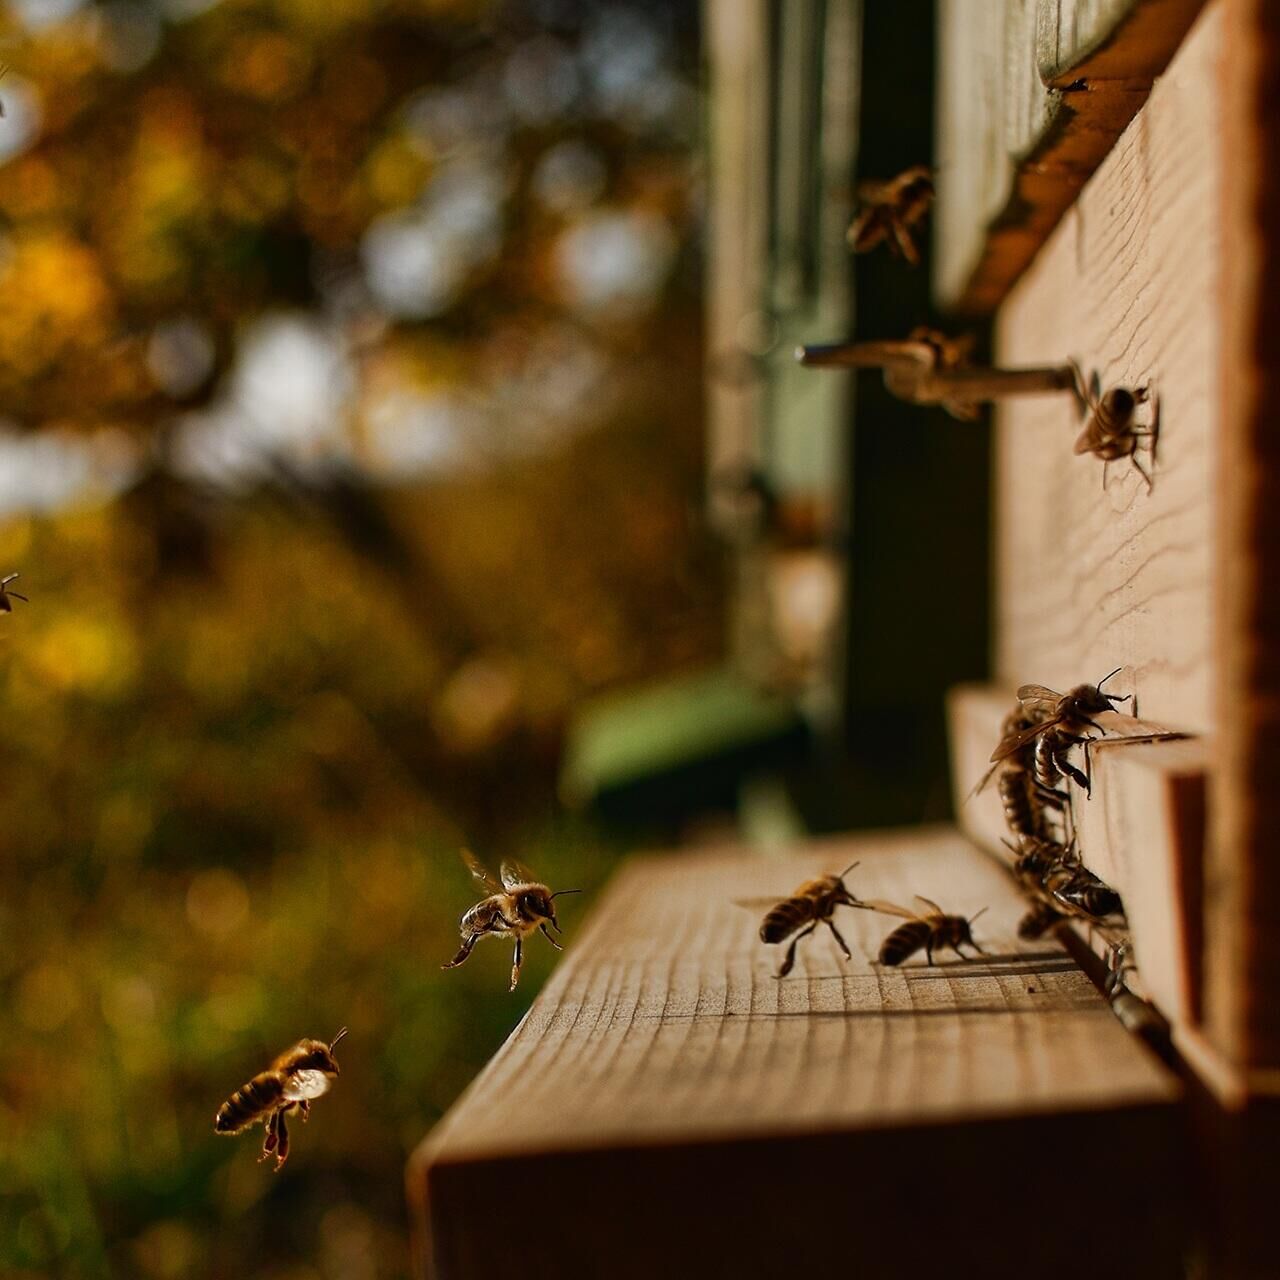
[968,907,989,926]
[550,888,582,900]
[1097,666,1123,691]
[329,1027,348,1052]
[837,861,861,880]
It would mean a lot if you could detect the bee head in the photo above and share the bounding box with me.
[520,885,581,928]
[292,1027,346,1076]
[1103,387,1135,418]
[1071,667,1130,715]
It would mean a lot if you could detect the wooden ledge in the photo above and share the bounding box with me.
[408,828,1182,1278]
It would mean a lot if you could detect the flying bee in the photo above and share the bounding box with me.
[847,164,934,265]
[866,897,988,966]
[1072,366,1158,490]
[214,1027,347,1172]
[0,572,28,612]
[753,861,867,978]
[442,849,580,992]
[988,669,1133,798]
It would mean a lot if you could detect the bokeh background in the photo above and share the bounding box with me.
[0,1,716,1276]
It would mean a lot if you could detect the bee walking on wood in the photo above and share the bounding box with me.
[442,850,579,992]
[1072,366,1158,490]
[867,897,988,966]
[988,669,1132,798]
[754,862,867,978]
[0,572,28,612]
[846,165,934,265]
[214,1028,347,1171]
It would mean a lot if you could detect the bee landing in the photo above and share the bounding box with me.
[214,1027,346,1172]
[756,861,867,978]
[442,850,579,991]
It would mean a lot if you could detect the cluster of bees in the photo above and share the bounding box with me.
[977,672,1130,939]
[848,166,1159,489]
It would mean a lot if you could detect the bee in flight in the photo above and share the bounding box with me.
[214,1028,347,1172]
[0,572,28,612]
[754,862,867,978]
[847,164,935,265]
[988,669,1132,798]
[1072,366,1158,490]
[442,850,580,992]
[867,897,988,966]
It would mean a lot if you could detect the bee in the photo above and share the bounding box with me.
[755,861,866,978]
[1044,863,1123,921]
[988,669,1132,798]
[974,706,1068,842]
[867,897,988,966]
[1072,367,1158,490]
[214,1027,347,1172]
[442,849,579,992]
[0,572,28,612]
[847,164,934,265]
[1017,899,1065,940]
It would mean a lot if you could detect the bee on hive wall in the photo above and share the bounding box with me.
[1072,366,1158,490]
[988,670,1132,798]
[442,850,579,992]
[214,1028,347,1171]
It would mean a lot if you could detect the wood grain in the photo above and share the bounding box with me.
[935,0,1205,312]
[409,829,1182,1279]
[994,1,1221,735]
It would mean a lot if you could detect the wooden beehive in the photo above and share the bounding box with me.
[409,2,1280,1274]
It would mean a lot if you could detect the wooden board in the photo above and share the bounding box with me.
[409,829,1182,1279]
[993,0,1221,735]
[935,0,1206,312]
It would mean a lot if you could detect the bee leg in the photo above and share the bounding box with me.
[539,922,563,951]
[8,591,27,601]
[274,1109,290,1171]
[1131,453,1153,491]
[824,919,852,961]
[442,935,477,970]
[889,217,920,266]
[1101,458,1111,489]
[297,1099,310,1123]
[259,1111,279,1163]
[509,936,523,991]
[926,940,935,966]
[777,923,818,978]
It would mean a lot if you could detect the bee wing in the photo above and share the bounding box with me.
[1073,424,1099,455]
[914,895,945,916]
[860,899,918,920]
[1016,683,1062,708]
[460,848,501,894]
[499,859,538,889]
[967,760,1001,798]
[732,896,789,912]
[988,715,1060,764]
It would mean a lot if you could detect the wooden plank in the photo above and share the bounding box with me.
[949,683,1204,1029]
[993,1,1221,735]
[935,0,1205,313]
[409,829,1182,1279]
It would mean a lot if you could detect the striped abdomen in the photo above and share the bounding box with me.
[1018,901,1063,940]
[215,1070,286,1134]
[878,920,932,966]
[760,895,817,944]
[460,896,510,940]
[999,770,1044,839]
[1050,869,1122,921]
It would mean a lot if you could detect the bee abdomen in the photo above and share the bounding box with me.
[998,770,1042,839]
[760,897,810,944]
[215,1071,285,1134]
[878,920,931,966]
